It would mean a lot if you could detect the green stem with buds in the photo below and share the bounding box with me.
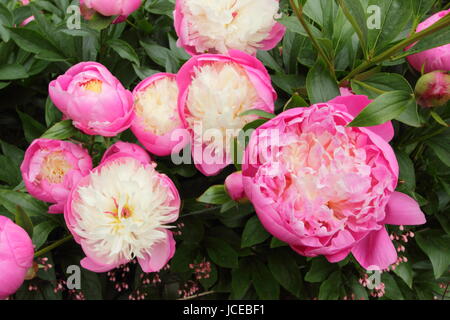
[339,14,450,86]
[34,235,73,258]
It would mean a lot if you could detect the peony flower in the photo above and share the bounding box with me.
[406,9,450,73]
[102,141,151,165]
[131,73,188,156]
[225,171,247,203]
[49,62,134,137]
[174,0,286,56]
[241,95,425,270]
[0,216,34,300]
[414,70,450,108]
[64,151,180,273]
[80,0,142,24]
[21,139,92,214]
[177,50,276,176]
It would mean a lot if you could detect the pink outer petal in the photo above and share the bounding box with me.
[80,257,118,273]
[351,227,397,270]
[101,141,152,165]
[383,191,426,226]
[259,22,287,51]
[328,95,395,142]
[138,230,176,273]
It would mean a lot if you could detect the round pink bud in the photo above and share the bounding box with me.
[80,0,142,24]
[224,171,248,203]
[102,142,152,165]
[49,62,134,137]
[415,70,450,108]
[0,216,34,299]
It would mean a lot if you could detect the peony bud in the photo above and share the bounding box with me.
[225,171,248,203]
[48,62,134,137]
[80,0,142,24]
[415,71,450,108]
[0,216,34,299]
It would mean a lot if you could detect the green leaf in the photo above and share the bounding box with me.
[393,261,414,288]
[206,237,238,268]
[231,259,252,299]
[271,73,306,95]
[45,97,62,127]
[107,39,140,67]
[351,73,413,99]
[427,136,450,167]
[306,61,339,104]
[32,220,59,250]
[14,206,33,238]
[0,155,21,186]
[283,93,309,111]
[17,110,46,143]
[396,150,416,191]
[0,64,28,80]
[0,189,49,221]
[197,185,231,205]
[318,271,342,300]
[251,259,280,300]
[41,120,78,140]
[348,90,415,127]
[268,248,304,298]
[415,230,450,279]
[305,256,337,283]
[140,41,179,73]
[382,272,404,300]
[241,216,270,248]
[87,13,115,31]
[270,237,288,248]
[367,0,413,54]
[8,27,65,61]
[239,109,275,119]
[338,0,369,53]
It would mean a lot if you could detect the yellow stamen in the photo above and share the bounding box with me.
[82,79,103,93]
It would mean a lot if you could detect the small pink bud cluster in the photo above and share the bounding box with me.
[174,222,185,236]
[189,260,212,280]
[107,262,132,292]
[128,290,147,300]
[358,274,386,298]
[178,280,200,298]
[53,280,66,294]
[384,226,415,271]
[37,257,53,271]
[68,289,85,300]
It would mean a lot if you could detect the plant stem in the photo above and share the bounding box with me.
[289,0,335,74]
[34,235,73,258]
[337,0,368,59]
[339,14,450,86]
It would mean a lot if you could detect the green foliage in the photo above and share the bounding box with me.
[0,0,449,301]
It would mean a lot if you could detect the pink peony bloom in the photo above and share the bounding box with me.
[177,50,276,176]
[406,9,450,73]
[225,171,247,203]
[241,96,425,270]
[64,152,180,273]
[0,216,34,299]
[414,70,450,108]
[174,0,286,56]
[49,62,134,137]
[80,0,142,24]
[131,73,188,157]
[21,139,93,214]
[102,141,152,165]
